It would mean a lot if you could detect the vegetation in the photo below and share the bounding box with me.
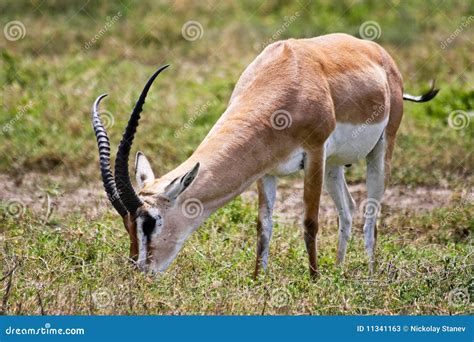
[1,1,472,315]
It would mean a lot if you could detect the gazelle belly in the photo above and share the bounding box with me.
[325,119,389,165]
[269,147,306,176]
[269,119,388,176]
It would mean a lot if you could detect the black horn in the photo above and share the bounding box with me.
[91,94,128,217]
[115,64,170,214]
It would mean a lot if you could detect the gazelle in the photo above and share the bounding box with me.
[92,33,438,277]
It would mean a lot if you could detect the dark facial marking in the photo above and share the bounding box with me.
[142,215,156,239]
[300,152,307,170]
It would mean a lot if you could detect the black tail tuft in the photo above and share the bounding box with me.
[403,80,440,103]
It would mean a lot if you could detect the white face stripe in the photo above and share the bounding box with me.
[135,216,148,271]
[136,208,164,272]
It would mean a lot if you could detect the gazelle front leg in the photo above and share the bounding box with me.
[253,174,277,279]
[303,146,325,278]
[363,135,386,274]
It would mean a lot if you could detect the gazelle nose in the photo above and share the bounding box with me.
[147,263,164,277]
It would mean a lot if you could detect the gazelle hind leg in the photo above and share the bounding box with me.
[363,134,386,274]
[303,146,325,277]
[324,165,355,265]
[253,175,276,279]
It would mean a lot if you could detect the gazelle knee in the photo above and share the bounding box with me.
[338,210,352,233]
[339,207,353,226]
[339,229,351,245]
[340,227,351,240]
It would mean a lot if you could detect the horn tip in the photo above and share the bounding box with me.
[160,64,170,72]
[96,93,108,101]
[93,93,109,113]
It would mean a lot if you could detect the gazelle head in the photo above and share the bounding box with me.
[91,65,201,273]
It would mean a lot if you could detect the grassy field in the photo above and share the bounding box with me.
[1,1,473,315]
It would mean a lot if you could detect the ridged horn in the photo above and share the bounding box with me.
[91,94,128,217]
[115,64,170,214]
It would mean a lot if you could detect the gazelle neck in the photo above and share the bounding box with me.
[168,106,291,216]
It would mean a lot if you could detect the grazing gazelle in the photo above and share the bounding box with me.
[92,33,438,277]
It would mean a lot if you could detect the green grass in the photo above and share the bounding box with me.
[1,197,472,314]
[0,1,473,315]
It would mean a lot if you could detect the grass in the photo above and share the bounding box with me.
[1,196,472,315]
[0,1,473,315]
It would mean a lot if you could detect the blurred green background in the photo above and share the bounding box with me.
[1,0,472,185]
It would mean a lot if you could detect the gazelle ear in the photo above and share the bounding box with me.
[135,151,155,190]
[164,162,200,201]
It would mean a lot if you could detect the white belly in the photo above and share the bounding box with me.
[269,147,305,176]
[325,119,388,165]
[269,119,388,176]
